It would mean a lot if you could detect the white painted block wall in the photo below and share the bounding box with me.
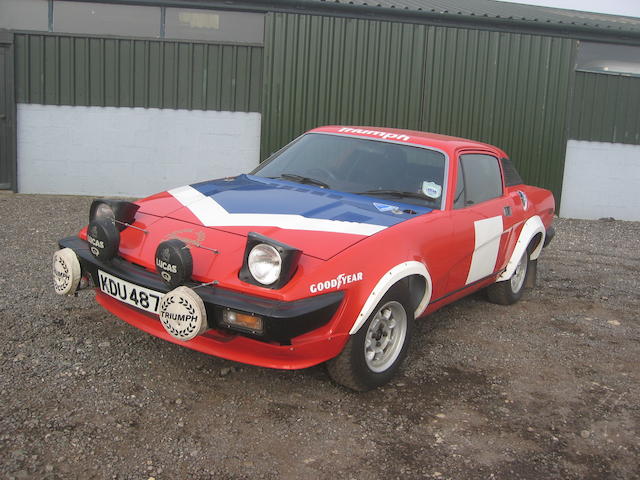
[561,140,640,221]
[17,104,261,197]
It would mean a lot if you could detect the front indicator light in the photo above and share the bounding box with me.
[221,309,264,335]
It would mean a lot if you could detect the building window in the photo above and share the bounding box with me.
[0,0,49,32]
[164,8,264,44]
[576,42,640,77]
[53,1,161,38]
[1,1,264,45]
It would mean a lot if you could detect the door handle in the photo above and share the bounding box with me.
[503,206,512,217]
[0,114,6,120]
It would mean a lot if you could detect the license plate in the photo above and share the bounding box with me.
[97,270,163,315]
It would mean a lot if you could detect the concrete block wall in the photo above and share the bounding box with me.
[17,104,261,197]
[561,140,640,221]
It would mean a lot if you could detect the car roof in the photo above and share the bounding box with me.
[309,125,507,157]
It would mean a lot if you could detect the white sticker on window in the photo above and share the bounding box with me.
[422,181,442,199]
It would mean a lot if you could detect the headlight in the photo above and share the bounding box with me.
[239,233,301,289]
[248,244,282,285]
[89,199,139,231]
[93,202,115,223]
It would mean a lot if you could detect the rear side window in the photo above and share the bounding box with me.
[454,154,503,208]
[501,157,524,187]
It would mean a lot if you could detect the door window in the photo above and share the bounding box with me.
[454,154,503,208]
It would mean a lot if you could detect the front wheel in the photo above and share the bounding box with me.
[486,250,529,305]
[326,286,413,391]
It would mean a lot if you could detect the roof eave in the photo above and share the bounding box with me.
[67,0,640,45]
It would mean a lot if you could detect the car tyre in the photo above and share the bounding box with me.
[487,250,529,305]
[326,285,413,391]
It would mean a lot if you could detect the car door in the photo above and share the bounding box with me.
[446,151,519,292]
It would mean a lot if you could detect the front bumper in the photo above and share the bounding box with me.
[59,236,347,368]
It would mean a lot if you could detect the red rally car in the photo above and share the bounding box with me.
[53,126,555,391]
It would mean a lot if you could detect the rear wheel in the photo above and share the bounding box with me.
[326,286,413,391]
[487,250,529,305]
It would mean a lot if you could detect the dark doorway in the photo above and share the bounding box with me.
[0,31,16,191]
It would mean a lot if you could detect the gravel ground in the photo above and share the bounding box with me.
[1,192,639,480]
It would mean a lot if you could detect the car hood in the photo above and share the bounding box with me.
[137,174,432,260]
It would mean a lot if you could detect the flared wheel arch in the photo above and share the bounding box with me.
[349,261,432,335]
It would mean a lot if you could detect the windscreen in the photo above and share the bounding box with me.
[253,133,447,209]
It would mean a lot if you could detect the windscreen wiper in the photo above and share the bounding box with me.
[269,173,330,189]
[355,189,429,201]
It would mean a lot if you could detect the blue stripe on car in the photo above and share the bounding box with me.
[190,174,431,227]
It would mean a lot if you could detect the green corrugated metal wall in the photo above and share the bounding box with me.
[570,71,640,145]
[19,17,634,202]
[261,13,576,200]
[14,33,263,112]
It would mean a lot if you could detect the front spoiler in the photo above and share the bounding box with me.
[96,292,349,369]
[59,236,346,363]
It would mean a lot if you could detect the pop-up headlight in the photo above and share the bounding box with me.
[239,232,301,289]
[248,243,281,285]
[89,199,139,231]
